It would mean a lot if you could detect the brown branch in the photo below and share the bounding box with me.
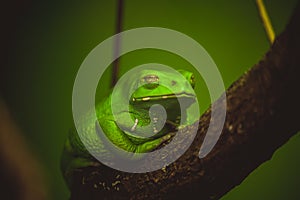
[70,2,300,200]
[111,0,125,87]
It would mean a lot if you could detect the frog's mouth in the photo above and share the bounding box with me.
[132,92,195,102]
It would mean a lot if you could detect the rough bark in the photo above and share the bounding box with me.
[70,2,300,200]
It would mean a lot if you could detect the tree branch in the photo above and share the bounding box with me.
[70,2,300,199]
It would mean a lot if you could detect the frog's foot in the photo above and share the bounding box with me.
[178,124,191,132]
[130,118,139,131]
[135,132,175,153]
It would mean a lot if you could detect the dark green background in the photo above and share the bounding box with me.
[2,0,299,199]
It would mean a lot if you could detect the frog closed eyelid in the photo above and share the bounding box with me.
[141,74,159,89]
[142,74,159,83]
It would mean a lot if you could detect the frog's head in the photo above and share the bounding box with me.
[129,69,196,110]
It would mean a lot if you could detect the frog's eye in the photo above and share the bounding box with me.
[141,74,159,89]
[189,74,195,88]
[178,70,195,88]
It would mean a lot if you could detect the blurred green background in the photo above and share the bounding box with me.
[2,0,300,199]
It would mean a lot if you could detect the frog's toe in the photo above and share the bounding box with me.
[161,132,175,142]
[158,132,175,146]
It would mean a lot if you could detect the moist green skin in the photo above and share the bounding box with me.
[61,69,196,187]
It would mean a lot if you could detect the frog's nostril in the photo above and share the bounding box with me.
[171,80,177,86]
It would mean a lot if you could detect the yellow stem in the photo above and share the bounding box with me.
[256,0,275,44]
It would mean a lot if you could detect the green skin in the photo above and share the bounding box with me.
[61,69,196,187]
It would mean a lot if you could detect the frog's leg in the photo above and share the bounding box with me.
[96,120,172,153]
[112,111,154,134]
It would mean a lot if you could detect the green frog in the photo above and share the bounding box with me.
[61,69,197,187]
